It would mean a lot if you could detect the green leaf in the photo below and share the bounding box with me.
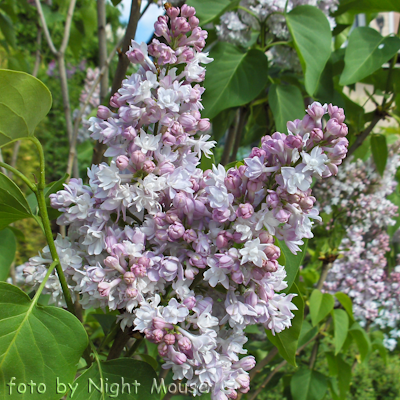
[309,289,334,326]
[340,27,400,86]
[0,13,16,47]
[211,108,237,142]
[79,4,97,37]
[277,239,308,293]
[298,320,318,348]
[0,172,32,229]
[269,84,304,133]
[202,43,268,119]
[334,292,354,321]
[71,358,159,399]
[266,283,304,367]
[91,314,117,336]
[370,134,388,176]
[0,282,88,399]
[291,369,328,400]
[0,70,52,148]
[336,357,351,399]
[349,322,372,363]
[332,309,349,355]
[111,0,123,6]
[285,5,332,96]
[0,228,16,281]
[199,153,215,172]
[372,341,388,365]
[325,352,338,376]
[336,0,400,14]
[186,0,231,25]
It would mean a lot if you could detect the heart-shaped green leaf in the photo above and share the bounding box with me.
[0,228,16,281]
[291,368,328,400]
[340,27,400,86]
[0,282,88,399]
[277,239,308,293]
[71,358,159,399]
[349,322,372,363]
[269,84,305,133]
[285,5,332,96]
[332,309,349,355]
[0,69,52,148]
[335,0,400,14]
[202,43,268,119]
[371,134,388,176]
[0,172,32,229]
[186,0,231,25]
[309,289,334,326]
[334,292,354,321]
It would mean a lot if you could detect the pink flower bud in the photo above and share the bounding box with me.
[122,126,137,141]
[168,221,185,241]
[236,203,254,219]
[158,161,175,175]
[143,160,156,173]
[188,16,199,29]
[116,155,130,170]
[124,271,136,284]
[183,229,197,243]
[181,4,196,18]
[259,231,274,244]
[125,287,138,298]
[183,296,196,310]
[153,317,173,330]
[110,93,121,108]
[127,48,145,64]
[198,118,210,131]
[97,105,112,120]
[166,7,180,19]
[178,337,192,353]
[153,328,164,343]
[163,132,176,146]
[138,256,150,268]
[131,150,145,166]
[274,208,290,223]
[164,334,176,345]
[104,256,126,274]
[158,343,168,357]
[326,118,348,138]
[264,244,280,260]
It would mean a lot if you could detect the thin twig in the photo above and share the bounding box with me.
[249,347,279,380]
[316,261,332,290]
[107,327,132,360]
[59,0,77,54]
[247,359,287,400]
[34,0,57,55]
[97,0,109,102]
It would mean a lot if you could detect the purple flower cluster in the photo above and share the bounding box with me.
[18,5,350,399]
[315,150,400,349]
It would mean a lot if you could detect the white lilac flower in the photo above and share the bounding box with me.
[239,238,268,267]
[301,146,328,176]
[134,130,162,153]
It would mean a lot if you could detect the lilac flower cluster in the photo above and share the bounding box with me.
[315,150,400,349]
[73,67,101,143]
[17,5,350,398]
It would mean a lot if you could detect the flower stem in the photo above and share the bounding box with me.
[30,137,76,315]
